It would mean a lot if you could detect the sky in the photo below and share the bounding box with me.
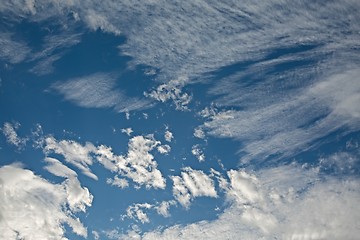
[0,1,360,239]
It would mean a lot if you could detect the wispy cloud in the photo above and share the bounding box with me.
[52,72,153,112]
[1,122,27,150]
[200,68,360,162]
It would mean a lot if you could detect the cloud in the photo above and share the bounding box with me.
[0,164,91,239]
[164,130,173,142]
[193,127,205,139]
[106,175,129,189]
[157,144,171,154]
[145,78,192,111]
[200,68,360,163]
[126,162,360,239]
[121,128,133,136]
[1,122,27,149]
[191,144,205,162]
[43,136,98,180]
[123,200,177,223]
[96,135,166,189]
[171,167,217,208]
[0,33,31,64]
[52,73,152,112]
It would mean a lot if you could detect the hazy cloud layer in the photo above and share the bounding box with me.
[52,73,152,112]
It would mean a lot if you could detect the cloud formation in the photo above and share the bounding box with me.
[0,164,92,239]
[1,122,27,150]
[52,73,152,112]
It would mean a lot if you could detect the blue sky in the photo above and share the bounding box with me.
[1,1,360,239]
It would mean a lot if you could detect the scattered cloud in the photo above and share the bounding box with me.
[171,167,217,208]
[145,78,192,111]
[193,127,205,139]
[121,128,133,136]
[157,144,171,155]
[52,73,152,112]
[96,135,166,189]
[191,144,205,162]
[0,164,91,239]
[128,162,360,239]
[106,175,129,189]
[164,130,173,142]
[1,122,27,149]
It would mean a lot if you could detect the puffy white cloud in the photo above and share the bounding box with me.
[52,73,152,113]
[171,167,217,208]
[157,144,171,154]
[191,144,205,162]
[0,164,91,239]
[1,122,27,149]
[106,175,129,189]
[121,127,134,136]
[164,130,173,142]
[44,136,98,180]
[127,163,360,239]
[96,135,166,189]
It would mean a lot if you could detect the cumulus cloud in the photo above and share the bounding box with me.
[164,130,173,142]
[96,135,166,189]
[121,127,133,136]
[191,144,205,162]
[126,162,360,239]
[52,73,152,112]
[193,127,205,139]
[106,175,129,189]
[1,122,27,149]
[0,164,91,239]
[157,144,171,154]
[171,167,217,208]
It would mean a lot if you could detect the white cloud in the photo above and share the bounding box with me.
[44,157,78,178]
[121,128,133,136]
[96,135,166,189]
[171,167,217,208]
[106,175,129,189]
[44,136,98,180]
[0,164,91,239]
[155,200,177,218]
[164,130,173,142]
[157,144,171,154]
[0,33,31,64]
[193,127,205,139]
[145,78,192,111]
[83,9,121,35]
[191,144,205,162]
[201,68,360,163]
[128,162,360,239]
[52,73,152,113]
[1,122,27,149]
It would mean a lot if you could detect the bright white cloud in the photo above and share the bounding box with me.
[0,164,91,239]
[121,127,134,136]
[52,73,152,112]
[191,144,205,162]
[96,135,166,189]
[128,162,360,239]
[106,175,129,189]
[171,167,217,208]
[164,130,173,142]
[44,136,98,180]
[1,122,27,149]
[157,144,171,154]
